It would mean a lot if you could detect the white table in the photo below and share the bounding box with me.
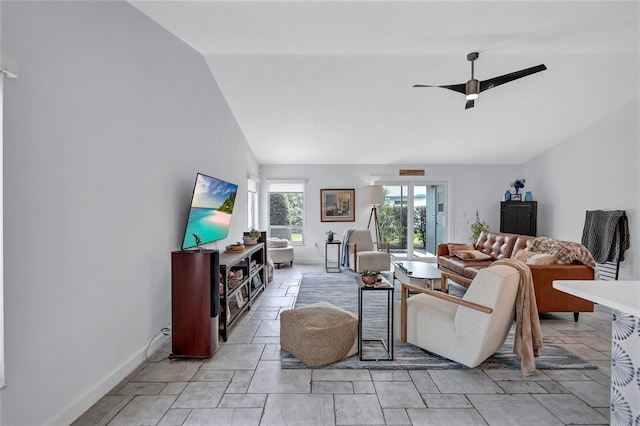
[553,280,640,425]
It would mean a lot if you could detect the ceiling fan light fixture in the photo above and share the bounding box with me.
[465,79,479,100]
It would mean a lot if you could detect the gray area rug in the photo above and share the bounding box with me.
[281,272,597,370]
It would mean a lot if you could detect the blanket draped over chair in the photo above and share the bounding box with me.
[492,259,543,376]
[340,229,354,268]
[581,210,630,263]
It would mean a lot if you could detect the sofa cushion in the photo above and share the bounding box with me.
[454,250,492,260]
[476,231,517,259]
[447,243,475,254]
[512,235,535,257]
[438,256,492,280]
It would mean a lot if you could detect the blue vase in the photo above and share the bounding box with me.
[524,191,533,201]
[504,190,511,202]
[327,234,334,242]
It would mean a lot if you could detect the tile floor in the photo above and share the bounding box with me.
[74,264,613,425]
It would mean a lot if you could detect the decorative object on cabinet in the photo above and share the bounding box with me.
[321,188,355,222]
[225,242,245,252]
[326,230,337,242]
[219,243,267,341]
[170,249,220,359]
[235,292,245,308]
[524,191,533,201]
[243,228,261,245]
[500,201,537,236]
[509,178,526,197]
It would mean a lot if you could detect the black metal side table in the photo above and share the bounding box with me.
[325,240,342,273]
[357,275,394,361]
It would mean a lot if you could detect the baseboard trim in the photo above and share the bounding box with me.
[48,334,170,425]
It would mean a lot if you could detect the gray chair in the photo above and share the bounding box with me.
[346,229,390,272]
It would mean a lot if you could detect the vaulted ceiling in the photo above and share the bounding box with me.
[130,1,639,165]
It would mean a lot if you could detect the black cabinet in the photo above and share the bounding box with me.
[500,201,537,236]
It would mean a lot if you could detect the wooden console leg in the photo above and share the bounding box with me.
[573,312,579,322]
[440,273,449,293]
[401,284,408,343]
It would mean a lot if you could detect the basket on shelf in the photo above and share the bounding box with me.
[227,270,244,290]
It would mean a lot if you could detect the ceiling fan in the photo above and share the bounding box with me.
[413,52,547,109]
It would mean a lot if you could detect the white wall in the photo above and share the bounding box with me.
[525,99,639,280]
[259,163,521,263]
[1,2,258,424]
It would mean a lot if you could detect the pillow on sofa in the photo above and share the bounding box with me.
[526,253,557,265]
[447,243,475,255]
[453,250,492,260]
[514,249,532,262]
[514,249,556,265]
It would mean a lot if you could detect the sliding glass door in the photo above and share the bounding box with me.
[379,182,445,261]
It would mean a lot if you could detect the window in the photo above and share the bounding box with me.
[267,181,304,245]
[247,176,259,230]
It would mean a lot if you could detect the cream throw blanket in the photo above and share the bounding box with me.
[491,259,543,376]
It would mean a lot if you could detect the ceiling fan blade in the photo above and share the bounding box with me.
[465,99,475,109]
[480,64,547,93]
[413,83,466,95]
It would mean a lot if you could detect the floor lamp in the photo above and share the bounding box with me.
[365,185,383,242]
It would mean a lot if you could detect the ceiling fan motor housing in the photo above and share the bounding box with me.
[466,79,479,100]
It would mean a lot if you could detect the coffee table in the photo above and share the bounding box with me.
[392,261,446,292]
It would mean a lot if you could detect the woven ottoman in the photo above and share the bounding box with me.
[280,302,358,367]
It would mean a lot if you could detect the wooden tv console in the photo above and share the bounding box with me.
[219,243,267,341]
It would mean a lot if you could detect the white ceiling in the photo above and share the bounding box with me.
[130,1,639,165]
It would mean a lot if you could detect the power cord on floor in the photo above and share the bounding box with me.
[144,326,171,363]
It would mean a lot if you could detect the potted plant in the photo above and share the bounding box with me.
[243,229,261,245]
[361,270,379,286]
[470,210,489,242]
[326,230,337,242]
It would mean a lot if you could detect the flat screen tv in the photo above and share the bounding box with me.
[181,173,238,250]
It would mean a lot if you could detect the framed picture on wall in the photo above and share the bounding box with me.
[321,189,355,222]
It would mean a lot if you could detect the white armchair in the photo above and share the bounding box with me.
[396,264,519,368]
[346,229,390,273]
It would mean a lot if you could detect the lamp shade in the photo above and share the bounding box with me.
[364,185,383,205]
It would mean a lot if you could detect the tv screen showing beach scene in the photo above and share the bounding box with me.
[181,173,238,250]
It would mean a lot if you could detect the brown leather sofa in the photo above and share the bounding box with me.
[437,230,594,321]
